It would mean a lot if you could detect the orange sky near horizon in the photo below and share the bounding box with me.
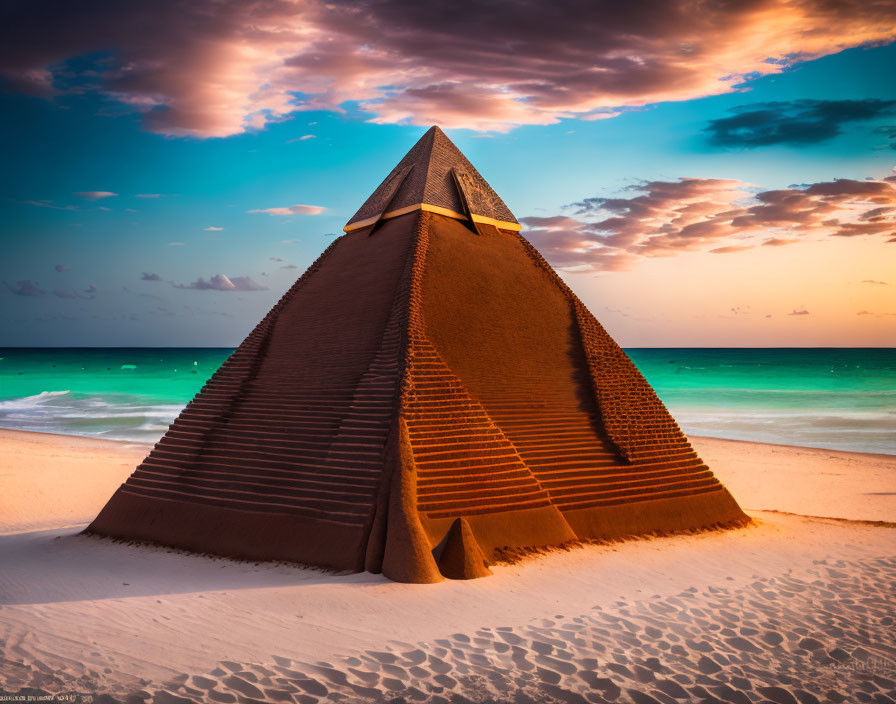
[567,233,895,347]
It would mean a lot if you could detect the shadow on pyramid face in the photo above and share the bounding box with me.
[565,318,618,435]
[85,127,749,583]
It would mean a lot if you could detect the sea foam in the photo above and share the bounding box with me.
[0,390,182,442]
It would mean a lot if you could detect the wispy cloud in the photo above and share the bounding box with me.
[203,226,224,231]
[705,100,896,148]
[248,204,326,216]
[788,309,810,316]
[762,238,796,247]
[862,279,890,285]
[521,170,896,272]
[73,191,118,199]
[167,241,186,247]
[3,1,895,136]
[709,245,752,254]
[136,193,164,198]
[24,199,77,211]
[174,274,268,291]
[287,134,316,143]
[52,284,96,300]
[54,264,69,272]
[141,272,162,281]
[5,280,45,296]
[874,125,896,150]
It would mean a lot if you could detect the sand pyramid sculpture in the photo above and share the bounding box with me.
[89,127,747,582]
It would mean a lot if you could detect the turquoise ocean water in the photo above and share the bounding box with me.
[0,347,893,454]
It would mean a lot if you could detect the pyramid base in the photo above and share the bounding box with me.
[86,489,369,572]
[562,488,749,542]
[420,503,577,560]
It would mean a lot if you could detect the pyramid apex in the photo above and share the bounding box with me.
[344,127,519,232]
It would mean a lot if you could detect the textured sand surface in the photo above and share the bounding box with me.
[1,429,894,702]
[691,435,896,522]
[0,430,149,535]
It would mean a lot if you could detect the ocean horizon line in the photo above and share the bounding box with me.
[2,345,895,351]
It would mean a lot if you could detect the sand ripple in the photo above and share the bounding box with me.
[3,556,894,703]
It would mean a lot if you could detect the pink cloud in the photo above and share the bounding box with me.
[2,1,895,136]
[174,274,268,291]
[521,170,896,272]
[709,245,752,254]
[73,191,118,199]
[248,204,325,216]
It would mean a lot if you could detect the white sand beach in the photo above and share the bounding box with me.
[1,429,894,703]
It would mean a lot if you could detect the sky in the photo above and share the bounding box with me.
[0,0,894,347]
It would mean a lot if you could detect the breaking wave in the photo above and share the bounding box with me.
[672,406,896,455]
[0,390,183,443]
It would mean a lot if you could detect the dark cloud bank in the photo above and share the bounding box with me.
[705,100,896,148]
[1,0,894,136]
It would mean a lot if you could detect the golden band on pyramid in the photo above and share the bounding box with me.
[88,127,747,582]
[343,204,522,234]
